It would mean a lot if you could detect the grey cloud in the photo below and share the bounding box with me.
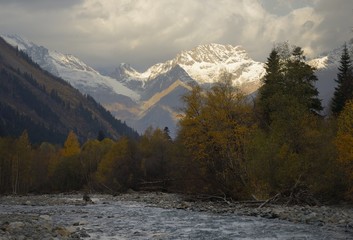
[0,0,83,9]
[0,0,352,72]
[310,0,353,55]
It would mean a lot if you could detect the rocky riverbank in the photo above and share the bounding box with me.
[0,192,352,239]
[114,191,353,233]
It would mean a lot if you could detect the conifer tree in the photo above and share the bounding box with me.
[258,48,283,127]
[253,44,324,200]
[285,46,322,113]
[331,43,353,115]
[258,45,322,128]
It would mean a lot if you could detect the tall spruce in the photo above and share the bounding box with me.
[331,43,353,115]
[285,46,322,113]
[258,49,283,128]
[258,45,322,128]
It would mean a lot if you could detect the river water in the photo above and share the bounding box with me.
[0,196,351,239]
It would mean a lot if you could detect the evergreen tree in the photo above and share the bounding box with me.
[163,127,172,141]
[97,130,105,142]
[258,49,283,127]
[253,44,325,201]
[285,46,322,113]
[258,45,322,129]
[331,43,353,115]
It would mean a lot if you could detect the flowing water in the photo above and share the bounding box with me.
[0,197,351,239]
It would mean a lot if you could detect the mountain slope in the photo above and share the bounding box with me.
[1,35,139,105]
[0,37,138,144]
[2,35,266,136]
[106,65,196,136]
[109,44,266,135]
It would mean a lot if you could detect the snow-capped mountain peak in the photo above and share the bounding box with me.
[169,43,265,86]
[113,43,265,88]
[1,34,34,51]
[2,34,140,101]
[174,43,247,65]
[308,56,329,70]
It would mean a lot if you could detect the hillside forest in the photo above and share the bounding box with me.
[1,43,353,204]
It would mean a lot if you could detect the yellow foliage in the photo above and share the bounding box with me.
[61,131,80,157]
[178,74,256,199]
[335,100,353,198]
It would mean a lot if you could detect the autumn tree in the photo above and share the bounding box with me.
[80,138,114,191]
[335,100,353,200]
[96,137,139,193]
[61,130,81,157]
[52,130,83,191]
[11,130,32,194]
[138,127,174,190]
[31,142,59,192]
[178,74,256,199]
[0,137,15,193]
[331,43,353,115]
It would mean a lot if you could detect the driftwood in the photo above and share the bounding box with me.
[182,193,233,205]
[257,175,320,208]
[138,179,172,192]
[258,193,281,208]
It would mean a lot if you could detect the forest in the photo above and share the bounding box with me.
[1,42,353,205]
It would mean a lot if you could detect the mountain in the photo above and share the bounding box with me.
[112,43,265,93]
[1,35,139,105]
[2,35,266,136]
[108,64,196,136]
[0,36,138,144]
[109,43,266,135]
[6,33,347,134]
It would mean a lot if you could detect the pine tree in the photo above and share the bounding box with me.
[331,43,353,115]
[258,45,322,128]
[97,130,105,142]
[258,48,283,127]
[285,46,322,113]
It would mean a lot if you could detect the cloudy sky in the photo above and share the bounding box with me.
[0,0,352,72]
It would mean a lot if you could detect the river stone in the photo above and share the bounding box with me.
[8,221,25,230]
[54,226,71,237]
[40,215,51,221]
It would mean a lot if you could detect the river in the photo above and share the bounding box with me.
[0,195,351,239]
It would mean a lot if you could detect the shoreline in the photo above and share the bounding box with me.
[0,192,352,239]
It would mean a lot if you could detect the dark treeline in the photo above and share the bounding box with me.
[1,43,353,204]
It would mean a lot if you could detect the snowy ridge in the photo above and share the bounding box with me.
[172,43,265,84]
[2,34,34,51]
[116,43,266,87]
[2,34,139,101]
[308,56,329,70]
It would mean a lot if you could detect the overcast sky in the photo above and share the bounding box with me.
[0,0,352,72]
